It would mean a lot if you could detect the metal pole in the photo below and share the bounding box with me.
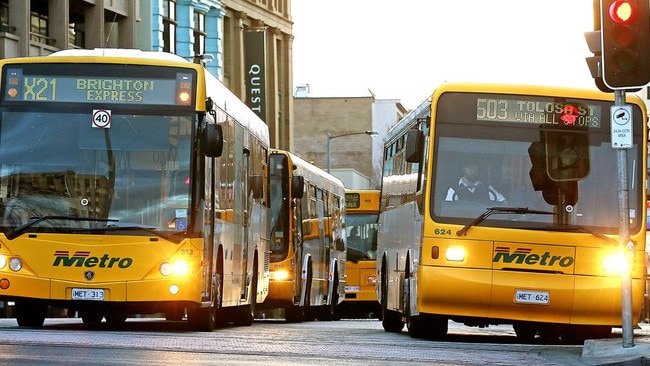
[615,89,634,348]
[327,133,332,173]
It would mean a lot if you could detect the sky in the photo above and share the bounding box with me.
[291,0,597,109]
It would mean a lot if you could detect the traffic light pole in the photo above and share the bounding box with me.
[614,89,634,348]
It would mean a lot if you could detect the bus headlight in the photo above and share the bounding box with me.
[366,275,377,285]
[271,270,290,280]
[0,255,6,269]
[160,260,191,276]
[603,252,630,275]
[8,257,22,272]
[446,247,466,262]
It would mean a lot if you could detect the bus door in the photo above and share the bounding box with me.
[241,147,251,300]
[234,127,251,301]
[316,189,327,299]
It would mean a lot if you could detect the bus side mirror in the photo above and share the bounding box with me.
[249,175,264,199]
[291,176,304,199]
[203,124,223,158]
[405,129,423,163]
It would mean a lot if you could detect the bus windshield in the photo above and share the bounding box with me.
[346,213,378,262]
[268,153,290,261]
[431,92,642,234]
[0,109,193,232]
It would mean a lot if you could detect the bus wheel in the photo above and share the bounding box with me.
[285,305,304,323]
[302,260,315,321]
[562,325,611,344]
[187,305,216,331]
[165,306,186,321]
[188,273,221,331]
[105,310,128,326]
[234,272,257,326]
[513,322,537,343]
[80,309,104,325]
[15,301,46,328]
[380,261,404,333]
[319,272,340,321]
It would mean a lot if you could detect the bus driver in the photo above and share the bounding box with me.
[445,162,506,203]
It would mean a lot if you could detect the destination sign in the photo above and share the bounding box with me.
[345,193,361,209]
[475,98,601,128]
[3,67,194,106]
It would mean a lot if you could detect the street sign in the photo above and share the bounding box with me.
[610,105,632,148]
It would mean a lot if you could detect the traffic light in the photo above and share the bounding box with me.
[528,125,589,206]
[600,0,650,89]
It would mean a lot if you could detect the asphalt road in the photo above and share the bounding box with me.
[0,317,647,365]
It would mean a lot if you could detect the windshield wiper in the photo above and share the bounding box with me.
[456,207,555,236]
[5,215,118,240]
[544,224,617,244]
[105,225,183,244]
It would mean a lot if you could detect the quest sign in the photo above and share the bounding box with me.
[243,30,267,122]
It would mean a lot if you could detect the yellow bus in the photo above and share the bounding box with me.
[339,189,380,318]
[377,83,647,343]
[261,149,346,322]
[0,49,270,331]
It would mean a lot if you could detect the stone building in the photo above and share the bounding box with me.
[293,95,407,189]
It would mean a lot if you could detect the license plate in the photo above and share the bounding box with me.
[345,286,360,292]
[515,290,549,305]
[72,288,105,301]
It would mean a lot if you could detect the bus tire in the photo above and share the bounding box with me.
[319,270,340,321]
[80,309,104,325]
[15,301,46,328]
[105,310,128,327]
[303,259,315,321]
[188,272,221,331]
[284,304,304,323]
[234,265,258,326]
[513,322,537,343]
[165,306,186,321]
[380,259,404,333]
[562,325,611,344]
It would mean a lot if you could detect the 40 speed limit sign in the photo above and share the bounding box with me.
[92,109,112,128]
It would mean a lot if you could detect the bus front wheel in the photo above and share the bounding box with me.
[15,301,46,328]
[380,260,404,333]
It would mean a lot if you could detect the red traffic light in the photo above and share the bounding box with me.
[599,0,650,89]
[609,0,635,23]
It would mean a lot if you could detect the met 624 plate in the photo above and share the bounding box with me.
[515,290,549,305]
[72,288,105,301]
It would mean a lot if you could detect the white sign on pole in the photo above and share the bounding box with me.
[610,105,632,149]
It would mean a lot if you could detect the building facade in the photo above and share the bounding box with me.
[293,96,407,189]
[0,0,293,150]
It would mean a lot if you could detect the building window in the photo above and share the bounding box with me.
[30,0,50,45]
[193,11,206,56]
[68,10,85,48]
[68,23,85,48]
[0,0,9,31]
[163,0,177,53]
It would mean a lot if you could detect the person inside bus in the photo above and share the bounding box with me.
[347,227,362,246]
[445,162,506,203]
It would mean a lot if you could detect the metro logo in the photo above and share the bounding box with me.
[52,250,133,269]
[493,247,574,267]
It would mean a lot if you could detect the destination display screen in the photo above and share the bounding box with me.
[2,65,195,106]
[475,97,602,128]
[345,192,361,209]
